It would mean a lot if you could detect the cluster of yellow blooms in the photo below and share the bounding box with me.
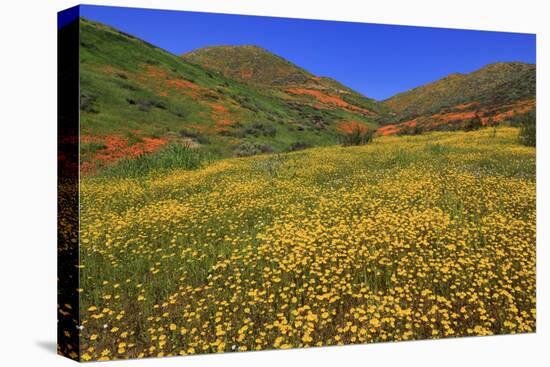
[74,128,535,361]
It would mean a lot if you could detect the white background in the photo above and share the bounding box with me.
[0,0,547,365]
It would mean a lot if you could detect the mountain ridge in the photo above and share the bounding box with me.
[182,45,317,86]
[384,62,535,119]
[181,44,387,117]
[78,17,535,172]
[78,18,384,172]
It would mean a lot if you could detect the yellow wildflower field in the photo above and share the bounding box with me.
[75,127,535,360]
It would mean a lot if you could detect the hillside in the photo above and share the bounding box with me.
[379,62,535,135]
[182,45,388,118]
[78,127,535,359]
[183,47,535,136]
[79,19,385,173]
[182,45,314,86]
[78,18,536,169]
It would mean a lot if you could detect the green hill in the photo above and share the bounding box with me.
[378,62,535,135]
[78,18,535,170]
[182,45,388,119]
[182,45,315,86]
[79,18,385,173]
[384,62,535,121]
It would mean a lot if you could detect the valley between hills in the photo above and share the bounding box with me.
[77,18,535,175]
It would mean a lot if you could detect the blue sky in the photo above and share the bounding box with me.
[80,5,536,101]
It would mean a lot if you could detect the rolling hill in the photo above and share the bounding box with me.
[379,62,535,135]
[182,45,316,86]
[79,18,385,173]
[78,17,535,172]
[182,45,387,118]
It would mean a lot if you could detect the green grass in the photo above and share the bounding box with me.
[101,143,209,178]
[518,109,536,147]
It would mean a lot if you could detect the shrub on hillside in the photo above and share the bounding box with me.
[433,123,461,132]
[244,122,277,137]
[518,109,536,147]
[462,114,483,131]
[120,83,139,91]
[126,97,167,112]
[287,141,310,152]
[397,124,422,136]
[115,72,128,80]
[80,91,99,113]
[173,110,186,119]
[487,117,498,137]
[486,117,497,128]
[338,121,374,146]
[507,114,524,127]
[233,142,272,157]
[179,128,210,145]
